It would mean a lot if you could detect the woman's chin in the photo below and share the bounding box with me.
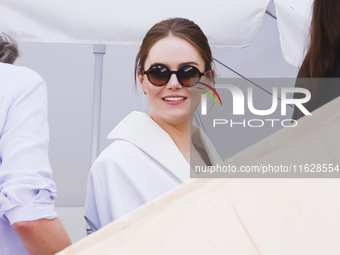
[157,110,191,126]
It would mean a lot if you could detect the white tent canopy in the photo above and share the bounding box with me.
[1,0,313,66]
[2,0,270,46]
[275,0,313,66]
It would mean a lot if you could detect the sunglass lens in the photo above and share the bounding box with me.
[148,65,169,86]
[178,66,200,87]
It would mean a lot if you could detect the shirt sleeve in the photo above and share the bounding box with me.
[0,76,57,225]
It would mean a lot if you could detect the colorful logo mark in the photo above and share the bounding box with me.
[196,82,222,106]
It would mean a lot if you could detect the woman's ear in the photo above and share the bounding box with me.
[205,69,215,79]
[201,69,215,87]
[138,69,146,92]
[210,69,215,78]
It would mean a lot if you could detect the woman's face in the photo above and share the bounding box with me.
[138,36,205,126]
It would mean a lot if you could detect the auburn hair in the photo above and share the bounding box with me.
[135,17,214,83]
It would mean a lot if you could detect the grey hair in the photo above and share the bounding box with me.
[0,34,19,64]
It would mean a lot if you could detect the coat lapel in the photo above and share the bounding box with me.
[107,111,190,182]
[107,111,222,182]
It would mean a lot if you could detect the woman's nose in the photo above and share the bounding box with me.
[166,73,182,89]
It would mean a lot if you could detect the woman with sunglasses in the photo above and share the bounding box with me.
[84,18,221,232]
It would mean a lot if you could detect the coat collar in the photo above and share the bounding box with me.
[107,111,221,182]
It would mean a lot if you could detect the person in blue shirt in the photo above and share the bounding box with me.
[0,34,71,255]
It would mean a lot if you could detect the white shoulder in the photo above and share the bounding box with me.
[97,139,146,163]
[0,63,45,96]
[90,140,153,175]
[89,138,183,187]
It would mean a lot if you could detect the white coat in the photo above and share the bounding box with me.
[84,111,221,232]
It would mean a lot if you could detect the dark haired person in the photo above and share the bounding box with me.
[0,34,71,254]
[292,0,340,120]
[0,34,19,63]
[85,18,221,232]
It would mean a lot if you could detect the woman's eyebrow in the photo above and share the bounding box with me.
[179,62,199,67]
[148,62,169,69]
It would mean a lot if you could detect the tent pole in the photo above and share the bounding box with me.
[91,44,106,164]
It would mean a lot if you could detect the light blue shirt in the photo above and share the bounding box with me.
[0,63,57,254]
